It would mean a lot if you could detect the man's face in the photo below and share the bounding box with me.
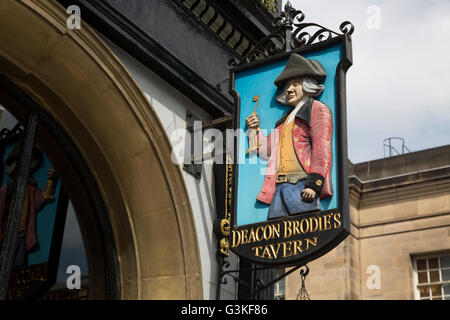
[284,78,304,106]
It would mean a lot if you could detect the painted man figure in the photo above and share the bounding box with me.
[0,143,57,267]
[246,54,333,220]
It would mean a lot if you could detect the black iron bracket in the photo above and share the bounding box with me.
[226,0,354,69]
[216,254,309,300]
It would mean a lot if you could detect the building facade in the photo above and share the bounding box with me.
[285,146,450,300]
[0,0,283,300]
[1,0,448,301]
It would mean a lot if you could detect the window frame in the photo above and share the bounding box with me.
[412,253,450,300]
[273,268,286,300]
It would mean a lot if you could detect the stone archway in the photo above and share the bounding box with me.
[0,0,202,299]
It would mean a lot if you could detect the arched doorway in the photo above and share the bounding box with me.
[0,0,202,299]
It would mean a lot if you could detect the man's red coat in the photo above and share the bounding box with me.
[256,99,333,205]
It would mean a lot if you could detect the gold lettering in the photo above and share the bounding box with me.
[269,243,281,259]
[232,230,240,247]
[248,228,256,243]
[309,217,318,232]
[256,226,264,241]
[333,213,342,229]
[293,240,303,255]
[261,245,272,259]
[263,225,272,240]
[252,246,263,257]
[283,241,293,257]
[272,223,281,238]
[305,237,318,250]
[324,214,332,230]
[241,229,249,244]
[284,221,292,238]
[300,218,309,233]
[293,220,301,235]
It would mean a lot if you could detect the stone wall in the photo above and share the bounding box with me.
[285,146,450,300]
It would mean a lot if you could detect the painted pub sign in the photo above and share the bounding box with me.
[220,8,354,267]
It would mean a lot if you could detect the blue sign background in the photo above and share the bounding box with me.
[235,44,342,226]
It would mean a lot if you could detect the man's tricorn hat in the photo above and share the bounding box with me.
[274,54,327,88]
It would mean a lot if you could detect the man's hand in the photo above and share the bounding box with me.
[246,113,260,129]
[301,188,316,203]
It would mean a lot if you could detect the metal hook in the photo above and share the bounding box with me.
[299,265,309,277]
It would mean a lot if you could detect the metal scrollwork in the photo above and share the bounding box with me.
[214,154,233,257]
[291,22,335,48]
[291,19,355,49]
[296,265,311,300]
[219,238,230,256]
[227,1,354,68]
[273,0,303,28]
[339,21,355,35]
[218,257,231,285]
[227,25,286,69]
[219,218,230,236]
[215,217,231,257]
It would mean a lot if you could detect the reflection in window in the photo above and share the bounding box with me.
[40,202,89,300]
[414,253,450,300]
[273,268,286,300]
[0,105,18,131]
[0,105,89,300]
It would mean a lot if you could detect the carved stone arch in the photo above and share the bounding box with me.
[0,0,202,299]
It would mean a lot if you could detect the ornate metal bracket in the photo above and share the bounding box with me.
[227,0,354,68]
[296,265,310,300]
[216,256,309,300]
[0,123,24,141]
[215,77,230,92]
[213,155,233,258]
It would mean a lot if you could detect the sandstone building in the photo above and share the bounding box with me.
[285,145,450,300]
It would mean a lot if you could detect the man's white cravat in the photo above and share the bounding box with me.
[286,97,308,125]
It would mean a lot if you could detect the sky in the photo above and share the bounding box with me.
[283,0,450,163]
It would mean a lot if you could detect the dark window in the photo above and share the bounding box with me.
[0,76,119,300]
[0,107,89,300]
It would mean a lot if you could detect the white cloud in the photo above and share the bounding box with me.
[284,0,450,162]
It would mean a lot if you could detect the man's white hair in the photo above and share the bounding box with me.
[276,77,325,105]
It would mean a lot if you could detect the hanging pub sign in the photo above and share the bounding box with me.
[219,6,354,267]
